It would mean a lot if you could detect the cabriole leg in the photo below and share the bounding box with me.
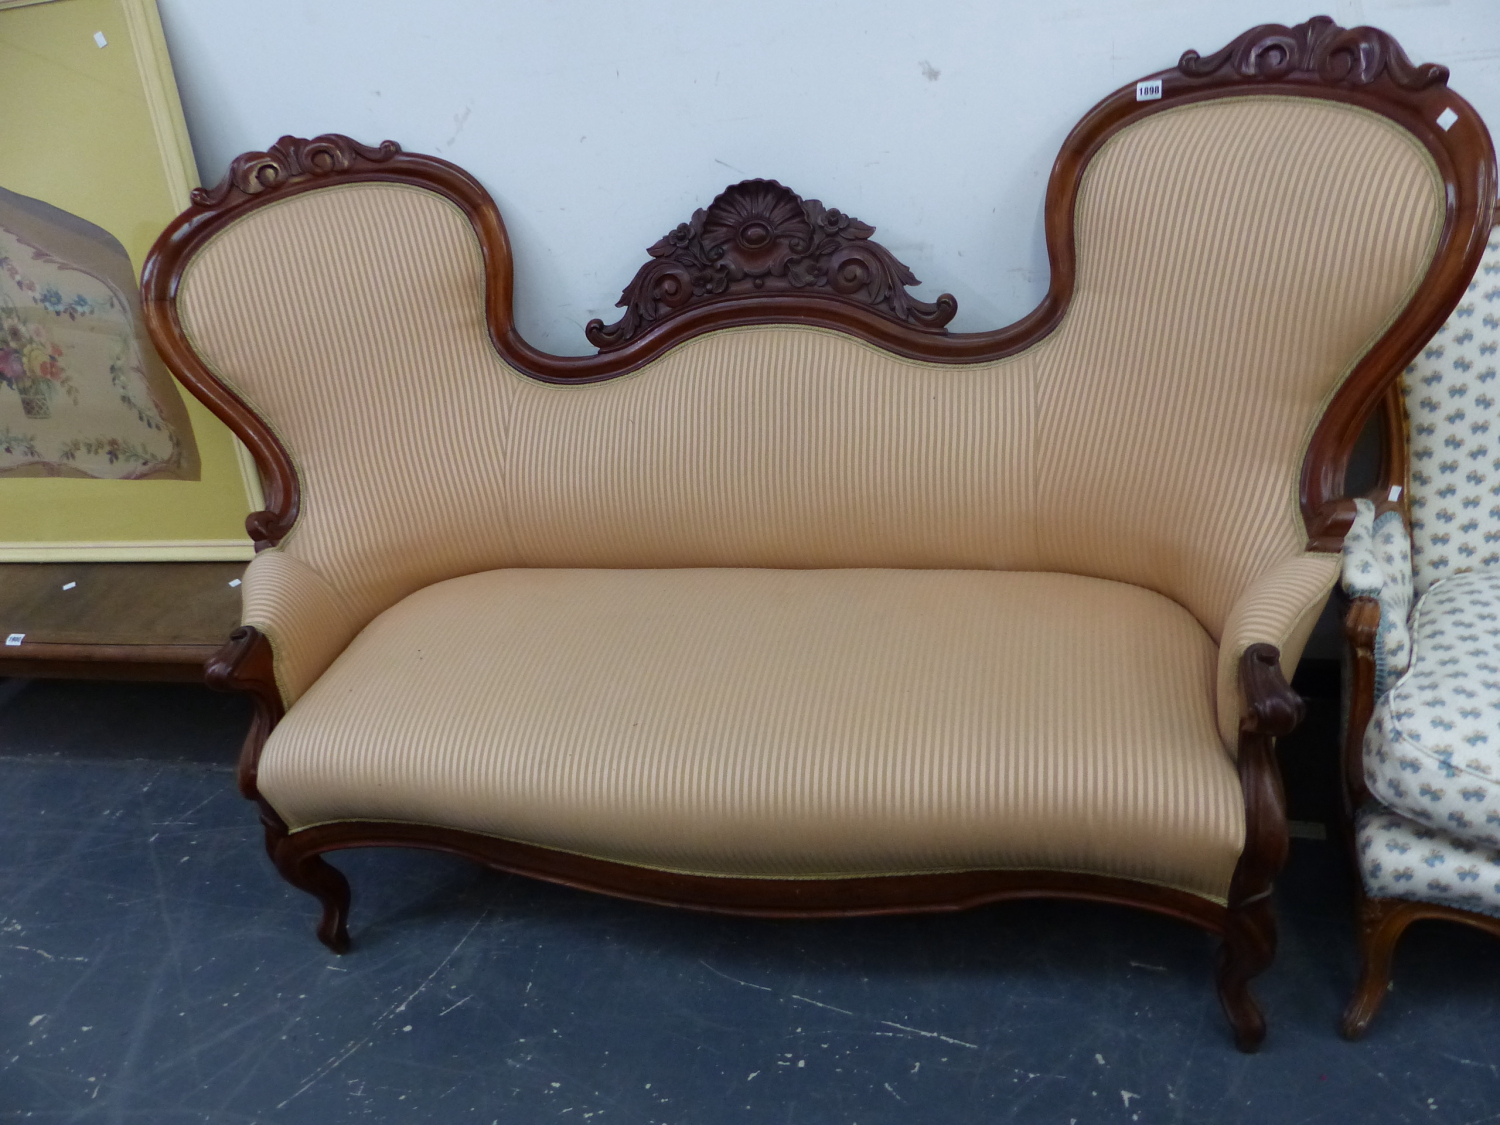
[265,820,352,954]
[1341,895,1414,1040]
[1216,892,1276,1051]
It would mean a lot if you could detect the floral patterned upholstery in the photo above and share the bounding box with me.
[1363,569,1500,847]
[1406,227,1500,597]
[1342,497,1413,694]
[1349,229,1500,913]
[1357,803,1500,918]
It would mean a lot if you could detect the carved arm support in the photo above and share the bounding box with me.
[204,626,284,807]
[1235,643,1303,906]
[1215,643,1303,1050]
[1215,554,1339,754]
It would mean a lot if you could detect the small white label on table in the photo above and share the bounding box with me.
[1437,107,1459,131]
[93,31,107,48]
[1136,79,1162,102]
[61,581,76,591]
[5,634,23,646]
[228,578,242,588]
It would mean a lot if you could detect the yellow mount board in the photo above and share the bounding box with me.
[0,0,256,560]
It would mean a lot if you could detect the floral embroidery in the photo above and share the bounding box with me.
[0,202,192,479]
[0,301,79,420]
[0,424,39,458]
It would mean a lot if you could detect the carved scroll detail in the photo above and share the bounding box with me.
[191,134,402,208]
[586,179,957,350]
[1180,16,1448,90]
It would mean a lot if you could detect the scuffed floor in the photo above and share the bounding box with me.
[1,679,1498,1123]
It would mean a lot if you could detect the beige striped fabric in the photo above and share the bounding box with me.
[172,95,1444,887]
[258,568,1245,899]
[240,548,360,705]
[1214,552,1341,748]
[179,97,1441,722]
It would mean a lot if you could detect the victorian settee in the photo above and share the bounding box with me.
[141,19,1494,1051]
[1340,223,1500,1038]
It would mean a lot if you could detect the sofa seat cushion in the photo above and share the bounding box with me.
[1357,803,1500,918]
[257,568,1245,899]
[1364,568,1500,846]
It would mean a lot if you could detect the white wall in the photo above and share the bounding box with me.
[156,0,1500,356]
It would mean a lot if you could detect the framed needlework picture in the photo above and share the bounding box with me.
[0,0,257,560]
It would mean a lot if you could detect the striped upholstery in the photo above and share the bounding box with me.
[170,95,1445,889]
[258,568,1246,898]
[1215,552,1341,749]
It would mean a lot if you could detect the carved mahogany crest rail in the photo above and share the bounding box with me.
[585,179,957,349]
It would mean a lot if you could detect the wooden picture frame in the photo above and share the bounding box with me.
[0,0,258,561]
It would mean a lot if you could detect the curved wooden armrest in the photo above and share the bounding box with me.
[1239,643,1304,738]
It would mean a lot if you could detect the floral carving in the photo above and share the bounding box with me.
[192,134,402,208]
[1179,16,1448,90]
[586,179,957,350]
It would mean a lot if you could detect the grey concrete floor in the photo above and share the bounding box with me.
[1,676,1498,1124]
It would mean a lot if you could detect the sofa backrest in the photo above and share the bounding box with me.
[1404,227,1500,594]
[168,95,1445,644]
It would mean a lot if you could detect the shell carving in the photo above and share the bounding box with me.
[586,179,956,350]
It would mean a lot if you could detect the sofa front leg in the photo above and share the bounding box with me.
[207,625,353,952]
[1217,889,1277,1051]
[1217,643,1301,1052]
[265,818,352,954]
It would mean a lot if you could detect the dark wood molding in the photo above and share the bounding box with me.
[278,820,1228,930]
[191,134,402,209]
[1178,18,1447,90]
[585,179,956,349]
[1216,643,1302,1052]
[1342,890,1500,1039]
[0,560,246,680]
[0,645,219,682]
[141,18,1496,554]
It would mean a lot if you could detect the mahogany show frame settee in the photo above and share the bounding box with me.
[141,19,1494,1051]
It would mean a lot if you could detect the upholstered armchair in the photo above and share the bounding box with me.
[142,19,1494,1053]
[1343,226,1500,1038]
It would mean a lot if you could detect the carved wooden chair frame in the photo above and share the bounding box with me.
[1340,378,1500,1039]
[141,19,1495,1052]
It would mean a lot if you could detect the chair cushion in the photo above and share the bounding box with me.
[1357,803,1500,918]
[257,568,1246,901]
[1365,568,1500,845]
